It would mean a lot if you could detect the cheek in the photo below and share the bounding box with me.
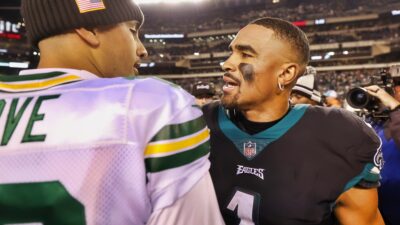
[105,35,131,58]
[299,98,308,103]
[113,31,137,57]
[123,36,137,55]
[239,63,255,82]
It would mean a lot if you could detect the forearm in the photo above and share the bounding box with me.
[334,187,385,225]
[335,208,384,225]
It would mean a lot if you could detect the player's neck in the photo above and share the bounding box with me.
[37,49,100,77]
[241,98,290,123]
[38,59,100,77]
[37,36,102,77]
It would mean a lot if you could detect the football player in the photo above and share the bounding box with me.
[0,0,224,224]
[203,17,384,225]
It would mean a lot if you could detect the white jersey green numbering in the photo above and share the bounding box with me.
[0,69,210,225]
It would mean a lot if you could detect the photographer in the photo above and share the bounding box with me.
[364,84,400,225]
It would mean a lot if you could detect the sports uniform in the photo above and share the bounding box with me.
[0,69,221,225]
[203,102,382,225]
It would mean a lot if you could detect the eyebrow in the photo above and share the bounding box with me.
[229,44,258,55]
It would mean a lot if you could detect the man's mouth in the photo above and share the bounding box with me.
[223,73,240,92]
[133,63,140,74]
[223,82,238,89]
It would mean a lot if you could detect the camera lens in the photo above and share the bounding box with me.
[346,87,380,110]
[346,87,370,109]
[354,89,367,106]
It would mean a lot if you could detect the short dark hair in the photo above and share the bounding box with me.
[250,17,310,71]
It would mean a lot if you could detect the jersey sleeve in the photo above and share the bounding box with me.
[146,173,225,225]
[128,78,211,212]
[331,109,382,190]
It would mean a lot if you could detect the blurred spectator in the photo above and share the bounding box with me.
[191,81,216,106]
[324,89,343,108]
[291,66,324,106]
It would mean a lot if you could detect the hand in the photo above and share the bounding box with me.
[365,85,400,110]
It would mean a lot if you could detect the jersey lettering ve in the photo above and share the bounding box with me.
[0,94,60,146]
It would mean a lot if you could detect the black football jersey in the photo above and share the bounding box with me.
[203,103,382,225]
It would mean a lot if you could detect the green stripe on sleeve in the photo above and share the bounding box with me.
[342,163,380,192]
[0,72,66,82]
[150,116,206,142]
[145,141,210,173]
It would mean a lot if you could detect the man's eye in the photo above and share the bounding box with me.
[242,53,252,58]
[130,29,137,34]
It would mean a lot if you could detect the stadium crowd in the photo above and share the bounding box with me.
[141,0,399,33]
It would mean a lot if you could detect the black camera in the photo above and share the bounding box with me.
[346,65,400,118]
[346,87,381,111]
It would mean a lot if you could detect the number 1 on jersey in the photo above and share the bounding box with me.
[227,188,260,225]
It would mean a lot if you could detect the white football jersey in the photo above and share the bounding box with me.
[0,69,210,225]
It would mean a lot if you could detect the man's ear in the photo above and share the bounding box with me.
[279,63,301,86]
[75,28,100,47]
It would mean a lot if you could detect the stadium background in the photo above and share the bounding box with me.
[0,0,399,101]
